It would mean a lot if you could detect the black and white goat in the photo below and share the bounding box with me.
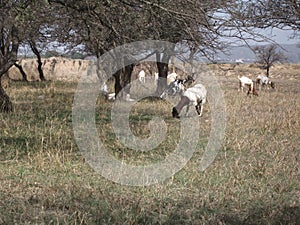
[238,76,258,96]
[172,83,207,118]
[160,76,195,99]
[160,79,185,99]
[256,75,275,90]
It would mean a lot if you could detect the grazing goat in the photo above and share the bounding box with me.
[167,72,178,85]
[256,75,275,90]
[138,69,146,83]
[160,76,195,99]
[160,79,185,99]
[154,72,159,83]
[238,76,258,96]
[101,82,116,101]
[172,83,207,118]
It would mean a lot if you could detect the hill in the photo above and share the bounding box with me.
[215,44,300,63]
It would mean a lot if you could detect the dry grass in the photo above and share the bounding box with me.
[0,64,299,224]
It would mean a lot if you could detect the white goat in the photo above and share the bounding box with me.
[154,72,159,84]
[256,75,275,90]
[138,69,146,83]
[172,83,207,118]
[167,72,177,85]
[101,82,115,101]
[238,76,258,96]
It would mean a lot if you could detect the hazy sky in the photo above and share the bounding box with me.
[265,28,299,44]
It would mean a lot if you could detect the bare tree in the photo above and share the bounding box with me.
[254,44,287,77]
[2,0,294,112]
[29,40,46,81]
[264,0,300,31]
[49,0,261,95]
[0,2,20,112]
[230,0,299,40]
[0,0,50,112]
[14,61,28,82]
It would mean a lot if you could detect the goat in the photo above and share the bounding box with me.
[138,69,146,83]
[167,72,177,85]
[160,76,195,99]
[256,75,275,90]
[101,81,116,101]
[172,83,207,118]
[160,79,185,99]
[154,72,159,84]
[238,76,258,96]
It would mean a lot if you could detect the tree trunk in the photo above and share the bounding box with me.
[14,62,28,81]
[114,70,122,97]
[156,61,169,95]
[122,63,134,95]
[30,41,46,81]
[155,44,175,95]
[0,25,19,112]
[0,62,17,113]
[0,81,13,112]
[113,63,134,99]
[37,58,46,81]
[266,66,270,77]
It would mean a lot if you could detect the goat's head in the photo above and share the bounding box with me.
[256,78,261,84]
[183,75,195,88]
[270,81,275,89]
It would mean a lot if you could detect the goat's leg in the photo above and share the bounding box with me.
[256,79,261,91]
[247,84,252,95]
[195,101,204,117]
[239,81,242,91]
[200,104,204,116]
[195,105,201,116]
[185,105,190,117]
[199,103,204,117]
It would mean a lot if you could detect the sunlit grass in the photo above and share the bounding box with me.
[0,64,299,224]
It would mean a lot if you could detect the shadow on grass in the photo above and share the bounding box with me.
[0,136,39,160]
[149,198,300,225]
[0,182,298,224]
[218,205,300,225]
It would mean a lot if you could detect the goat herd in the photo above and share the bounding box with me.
[100,70,276,119]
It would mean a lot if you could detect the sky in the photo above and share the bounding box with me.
[264,28,299,45]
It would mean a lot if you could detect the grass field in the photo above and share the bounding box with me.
[0,64,299,224]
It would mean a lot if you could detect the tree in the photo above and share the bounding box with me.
[0,0,49,112]
[30,40,46,81]
[254,44,287,77]
[261,0,300,31]
[2,0,296,112]
[14,61,28,82]
[0,3,20,112]
[48,0,262,96]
